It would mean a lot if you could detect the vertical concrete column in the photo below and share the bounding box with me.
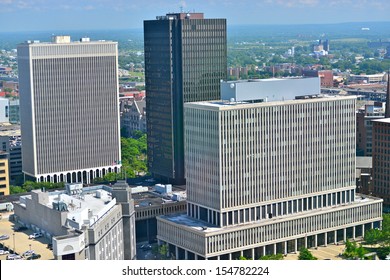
[315,235,318,248]
[284,241,288,255]
[334,230,337,244]
[353,226,356,240]
[343,228,347,242]
[362,224,365,238]
[263,246,266,256]
[195,254,198,260]
[229,253,232,260]
[185,250,188,260]
[251,248,255,260]
[240,250,243,257]
[324,232,327,246]
[294,239,298,253]
[273,243,277,255]
[175,246,179,260]
[304,236,308,248]
[216,255,220,260]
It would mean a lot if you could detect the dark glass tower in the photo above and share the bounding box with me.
[144,13,227,184]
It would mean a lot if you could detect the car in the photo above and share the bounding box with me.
[6,254,22,260]
[28,232,43,239]
[15,226,28,232]
[22,250,35,257]
[0,234,9,240]
[27,253,41,260]
[141,244,152,251]
[0,249,10,255]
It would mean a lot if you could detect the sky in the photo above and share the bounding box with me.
[1,0,390,32]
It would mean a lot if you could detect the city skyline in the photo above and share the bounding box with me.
[1,0,390,32]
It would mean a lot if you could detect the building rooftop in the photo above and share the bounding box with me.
[372,118,390,124]
[186,95,356,111]
[19,184,116,229]
[356,157,372,169]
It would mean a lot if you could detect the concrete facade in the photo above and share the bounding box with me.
[0,151,9,196]
[157,82,383,260]
[17,36,121,183]
[13,182,137,260]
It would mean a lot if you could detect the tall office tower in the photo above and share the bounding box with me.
[157,78,383,260]
[372,73,390,210]
[144,12,227,184]
[17,36,121,183]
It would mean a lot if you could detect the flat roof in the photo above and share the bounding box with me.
[372,118,390,124]
[185,95,356,111]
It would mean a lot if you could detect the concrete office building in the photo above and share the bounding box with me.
[356,103,385,156]
[156,78,383,260]
[144,12,227,184]
[0,151,9,196]
[0,98,9,123]
[372,74,390,210]
[17,36,121,183]
[13,181,136,260]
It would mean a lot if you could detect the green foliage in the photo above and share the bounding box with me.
[343,240,367,260]
[10,181,65,194]
[238,255,253,260]
[153,244,172,260]
[298,247,317,260]
[364,228,384,245]
[120,133,147,178]
[259,254,284,260]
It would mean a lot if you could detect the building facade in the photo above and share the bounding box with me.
[121,98,146,136]
[13,182,136,260]
[0,151,9,196]
[144,13,227,184]
[356,103,385,156]
[17,36,121,183]
[157,80,383,260]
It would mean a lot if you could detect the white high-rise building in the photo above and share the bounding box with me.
[17,36,121,183]
[156,78,383,260]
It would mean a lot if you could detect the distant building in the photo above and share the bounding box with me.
[349,73,385,84]
[13,181,136,260]
[372,74,390,210]
[121,98,146,136]
[302,70,333,87]
[8,99,20,124]
[0,151,9,196]
[356,103,385,156]
[0,98,9,123]
[17,36,121,183]
[157,78,383,260]
[144,12,227,184]
[0,130,22,179]
[356,157,373,195]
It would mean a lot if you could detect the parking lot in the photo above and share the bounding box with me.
[0,212,54,260]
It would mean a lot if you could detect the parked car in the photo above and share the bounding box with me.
[28,232,43,239]
[27,253,41,260]
[6,254,22,260]
[22,250,35,257]
[0,249,10,255]
[0,234,9,240]
[15,226,28,232]
[141,244,152,251]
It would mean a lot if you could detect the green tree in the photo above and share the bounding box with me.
[259,254,284,260]
[343,240,367,260]
[298,247,317,260]
[364,228,384,246]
